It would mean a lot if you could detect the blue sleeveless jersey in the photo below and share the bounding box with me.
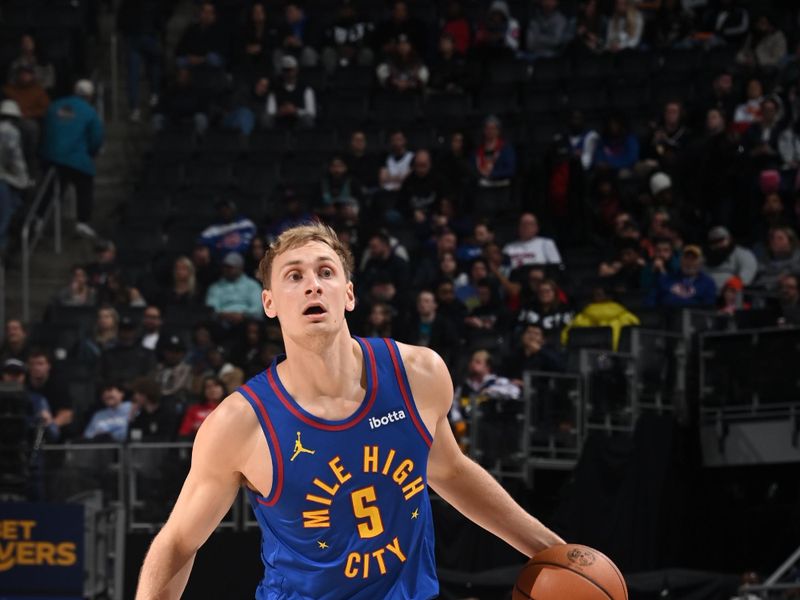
[237,337,439,600]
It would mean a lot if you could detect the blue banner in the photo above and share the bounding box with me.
[0,502,83,597]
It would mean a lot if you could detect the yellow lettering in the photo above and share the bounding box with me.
[16,541,36,565]
[392,459,414,486]
[18,521,35,539]
[305,493,333,506]
[385,537,406,563]
[329,456,352,484]
[302,510,331,528]
[0,542,15,572]
[402,476,426,500]
[312,478,340,497]
[344,552,360,578]
[362,552,370,579]
[381,449,396,475]
[372,548,387,574]
[363,445,379,473]
[36,542,56,565]
[56,542,76,566]
[350,486,384,539]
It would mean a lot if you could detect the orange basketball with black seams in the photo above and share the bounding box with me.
[512,544,628,600]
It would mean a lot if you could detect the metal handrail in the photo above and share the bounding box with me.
[20,166,61,322]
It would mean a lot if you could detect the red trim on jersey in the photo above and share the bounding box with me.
[383,339,433,448]
[241,383,284,506]
[267,338,379,431]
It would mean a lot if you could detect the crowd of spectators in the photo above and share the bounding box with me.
[2,0,800,453]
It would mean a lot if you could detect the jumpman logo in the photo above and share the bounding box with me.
[290,432,315,462]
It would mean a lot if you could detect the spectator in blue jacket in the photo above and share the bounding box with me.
[647,244,717,308]
[83,382,133,443]
[474,115,516,187]
[41,79,104,239]
[594,113,639,174]
[197,199,257,261]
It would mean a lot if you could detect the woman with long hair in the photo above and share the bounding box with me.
[178,376,226,440]
[606,0,643,52]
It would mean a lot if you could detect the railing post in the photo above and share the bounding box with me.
[53,177,61,254]
[110,34,119,123]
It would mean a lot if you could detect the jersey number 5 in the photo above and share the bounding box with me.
[350,486,384,539]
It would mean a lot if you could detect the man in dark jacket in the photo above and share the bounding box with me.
[399,290,459,367]
[175,1,228,70]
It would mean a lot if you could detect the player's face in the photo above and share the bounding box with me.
[263,242,355,335]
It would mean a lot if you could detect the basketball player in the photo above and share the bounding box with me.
[136,223,564,599]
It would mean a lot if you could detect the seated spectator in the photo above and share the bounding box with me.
[274,2,319,70]
[641,101,692,173]
[202,346,244,394]
[359,232,410,294]
[598,240,646,294]
[464,279,512,341]
[474,115,517,188]
[743,97,782,171]
[229,320,267,377]
[178,376,225,440]
[525,0,569,59]
[244,236,267,281]
[379,130,415,193]
[429,33,470,95]
[157,256,202,309]
[376,34,429,94]
[705,226,758,293]
[399,290,459,366]
[153,335,193,403]
[373,1,428,59]
[736,13,787,71]
[97,268,146,308]
[697,70,737,124]
[90,306,120,356]
[474,1,521,59]
[566,109,600,171]
[441,1,472,55]
[222,75,270,136]
[733,78,765,132]
[755,226,800,290]
[321,0,374,73]
[100,316,157,386]
[360,301,395,338]
[175,1,228,70]
[455,257,492,310]
[7,33,55,91]
[205,252,264,326]
[83,381,133,442]
[86,240,118,289]
[561,286,640,350]
[399,150,449,223]
[641,237,681,293]
[517,278,574,343]
[438,130,475,207]
[3,358,59,442]
[265,55,316,129]
[435,279,468,331]
[140,305,163,351]
[777,273,800,325]
[569,0,606,55]
[594,114,639,175]
[186,322,216,372]
[647,245,717,308]
[717,276,747,316]
[415,249,460,290]
[503,212,562,269]
[128,377,177,442]
[236,2,279,78]
[650,0,694,49]
[606,0,643,52]
[778,121,800,172]
[502,324,564,383]
[0,100,30,255]
[198,199,257,261]
[318,155,361,219]
[55,265,97,307]
[345,130,381,194]
[703,0,749,46]
[152,68,211,135]
[26,348,73,439]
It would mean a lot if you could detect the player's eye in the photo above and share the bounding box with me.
[288,271,301,281]
[320,267,333,278]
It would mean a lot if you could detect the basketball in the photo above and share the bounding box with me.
[512,544,628,600]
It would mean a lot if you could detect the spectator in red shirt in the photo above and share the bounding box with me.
[441,1,472,55]
[178,376,226,439]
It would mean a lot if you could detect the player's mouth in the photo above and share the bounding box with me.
[302,303,327,318]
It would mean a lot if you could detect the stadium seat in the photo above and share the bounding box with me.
[183,163,235,189]
[293,129,340,153]
[567,326,614,351]
[476,87,520,114]
[422,94,473,121]
[486,59,530,85]
[371,93,421,124]
[530,56,571,88]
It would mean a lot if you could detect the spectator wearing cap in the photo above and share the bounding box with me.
[0,318,29,363]
[197,199,257,262]
[41,79,104,240]
[376,34,429,94]
[373,1,429,59]
[151,68,211,136]
[736,13,787,71]
[6,33,56,91]
[205,252,264,327]
[525,0,569,60]
[154,335,193,403]
[320,0,374,73]
[265,55,317,129]
[474,1,521,59]
[27,348,74,439]
[175,1,227,70]
[178,376,226,440]
[274,2,319,71]
[0,100,30,255]
[705,226,758,293]
[474,115,516,188]
[100,316,157,386]
[83,382,133,442]
[129,377,177,442]
[2,358,59,442]
[503,213,561,270]
[647,245,717,308]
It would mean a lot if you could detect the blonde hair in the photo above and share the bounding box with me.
[174,256,196,295]
[94,305,119,344]
[258,221,355,290]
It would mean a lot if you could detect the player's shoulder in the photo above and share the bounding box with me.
[394,342,453,409]
[196,391,260,444]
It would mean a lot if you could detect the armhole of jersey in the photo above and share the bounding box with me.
[238,384,284,506]
[382,338,434,448]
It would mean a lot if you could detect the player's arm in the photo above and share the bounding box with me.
[135,394,263,600]
[403,345,565,557]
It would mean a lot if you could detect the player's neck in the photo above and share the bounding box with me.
[280,328,363,402]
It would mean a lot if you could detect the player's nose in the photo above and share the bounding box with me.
[304,274,323,296]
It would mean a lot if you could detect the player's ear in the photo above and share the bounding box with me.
[345,280,355,312]
[262,289,277,318]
